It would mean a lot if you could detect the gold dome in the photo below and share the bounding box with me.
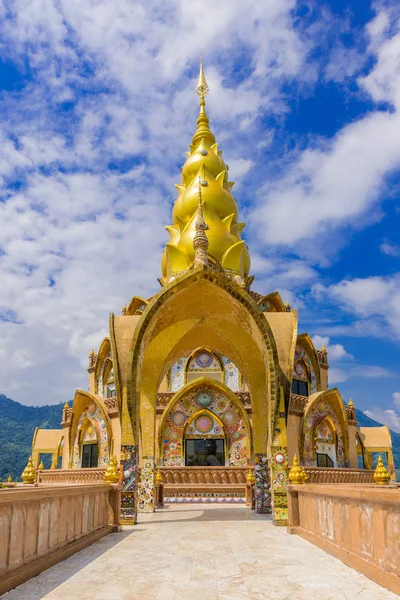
[161,61,251,285]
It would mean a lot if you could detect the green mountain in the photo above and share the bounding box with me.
[0,394,64,481]
[0,395,399,481]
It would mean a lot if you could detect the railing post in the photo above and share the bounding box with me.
[108,483,122,532]
[287,485,300,534]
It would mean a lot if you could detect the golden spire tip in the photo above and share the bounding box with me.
[196,58,209,97]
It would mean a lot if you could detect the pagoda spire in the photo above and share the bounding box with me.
[193,178,209,268]
[161,60,251,286]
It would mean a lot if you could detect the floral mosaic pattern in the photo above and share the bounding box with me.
[270,447,288,525]
[170,353,241,392]
[72,402,109,467]
[161,387,247,467]
[170,358,185,391]
[302,398,347,467]
[138,458,154,513]
[254,453,271,514]
[121,445,137,524]
[293,344,317,393]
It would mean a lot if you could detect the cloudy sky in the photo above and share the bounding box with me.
[0,0,399,430]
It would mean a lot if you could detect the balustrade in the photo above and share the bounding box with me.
[37,468,106,485]
[302,467,374,484]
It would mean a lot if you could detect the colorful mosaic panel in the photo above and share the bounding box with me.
[222,356,240,391]
[162,387,247,467]
[121,445,137,524]
[72,403,109,468]
[170,358,185,392]
[138,458,154,513]
[187,351,221,371]
[302,398,347,467]
[294,344,317,392]
[254,453,271,514]
[271,447,288,525]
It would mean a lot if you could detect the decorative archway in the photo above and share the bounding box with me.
[158,378,251,467]
[69,391,111,468]
[300,389,349,468]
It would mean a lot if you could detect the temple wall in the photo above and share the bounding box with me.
[0,484,120,596]
[287,483,400,596]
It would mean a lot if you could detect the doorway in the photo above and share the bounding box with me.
[185,439,225,466]
[81,443,98,467]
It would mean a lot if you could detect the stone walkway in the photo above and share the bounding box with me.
[3,505,398,600]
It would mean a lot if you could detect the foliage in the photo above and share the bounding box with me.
[0,394,65,481]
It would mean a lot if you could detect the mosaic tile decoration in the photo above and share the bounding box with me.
[138,458,155,513]
[121,445,137,524]
[166,497,246,504]
[222,356,240,391]
[72,402,109,467]
[270,446,288,525]
[302,398,347,467]
[162,386,247,467]
[254,453,271,514]
[294,343,317,393]
[170,358,185,392]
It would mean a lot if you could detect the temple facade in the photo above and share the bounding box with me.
[31,64,395,526]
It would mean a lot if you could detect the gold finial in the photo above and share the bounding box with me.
[122,304,127,315]
[38,461,44,470]
[104,456,120,484]
[7,475,12,483]
[21,456,36,484]
[155,469,163,485]
[374,455,390,485]
[288,454,304,485]
[196,58,209,97]
[89,349,95,356]
[193,178,209,268]
[321,345,326,352]
[348,398,354,407]
[246,467,255,485]
[64,401,69,410]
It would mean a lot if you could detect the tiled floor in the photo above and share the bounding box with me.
[3,504,398,600]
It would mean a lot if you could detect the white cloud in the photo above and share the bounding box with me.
[364,408,400,433]
[380,240,400,257]
[313,274,400,340]
[311,334,352,361]
[393,391,400,409]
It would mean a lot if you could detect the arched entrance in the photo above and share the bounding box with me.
[123,268,281,518]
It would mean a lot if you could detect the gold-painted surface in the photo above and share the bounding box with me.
[374,455,390,485]
[21,456,36,484]
[162,62,251,283]
[125,269,281,457]
[288,454,303,484]
[104,456,120,483]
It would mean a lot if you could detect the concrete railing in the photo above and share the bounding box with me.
[0,483,121,596]
[303,467,375,484]
[287,483,400,596]
[37,468,107,484]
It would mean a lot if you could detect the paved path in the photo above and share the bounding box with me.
[3,504,398,600]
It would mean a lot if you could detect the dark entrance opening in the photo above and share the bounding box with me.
[81,443,99,468]
[185,439,225,466]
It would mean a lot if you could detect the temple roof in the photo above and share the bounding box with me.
[358,425,392,450]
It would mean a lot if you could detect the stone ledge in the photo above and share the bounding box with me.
[291,526,400,597]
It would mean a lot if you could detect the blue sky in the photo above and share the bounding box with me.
[0,0,399,431]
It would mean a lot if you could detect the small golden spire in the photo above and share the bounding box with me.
[288,454,304,485]
[64,401,69,410]
[193,179,209,268]
[348,398,354,407]
[321,345,326,352]
[21,456,36,484]
[89,349,95,356]
[374,455,390,485]
[104,456,120,483]
[7,475,12,483]
[122,304,127,315]
[155,469,163,485]
[196,58,209,97]
[246,467,255,485]
[38,461,44,470]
